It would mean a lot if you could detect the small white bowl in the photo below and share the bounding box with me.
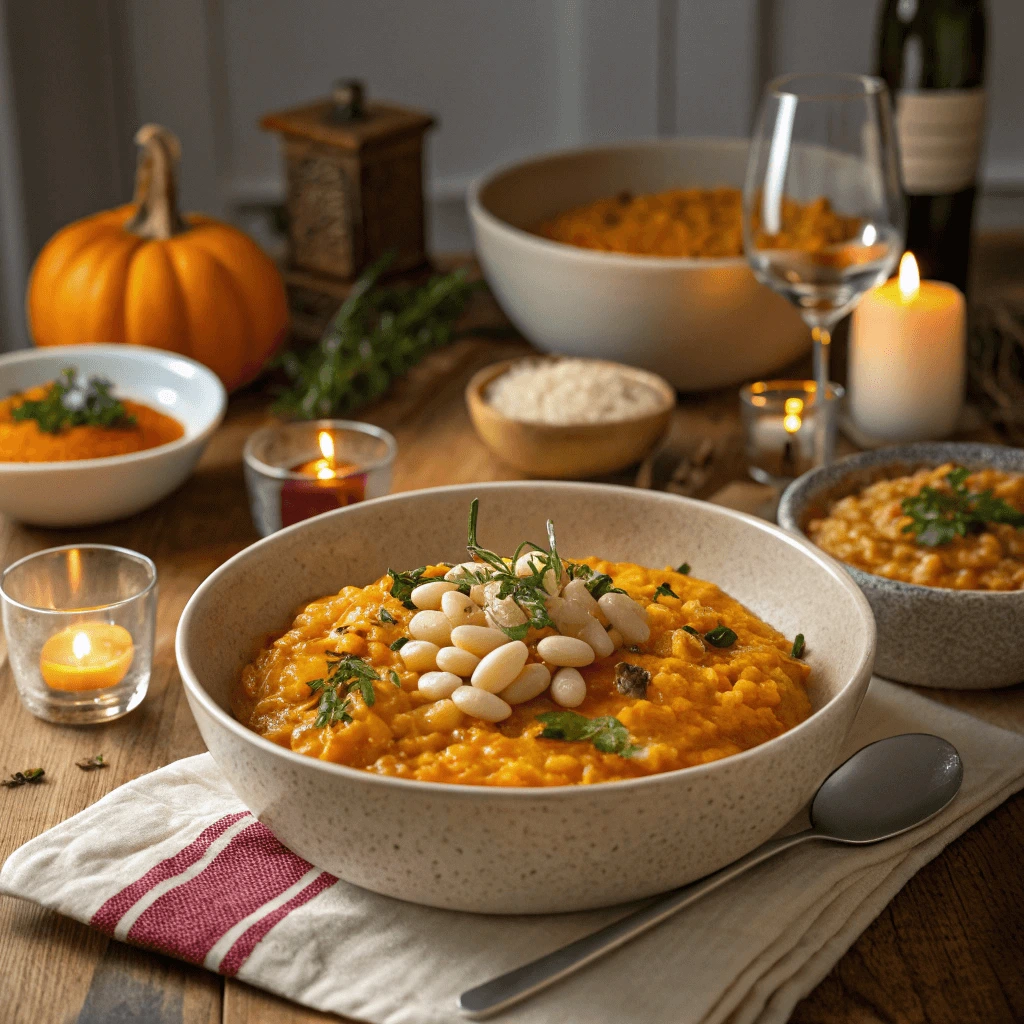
[0,346,226,527]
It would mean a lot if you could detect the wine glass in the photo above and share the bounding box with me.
[743,72,905,465]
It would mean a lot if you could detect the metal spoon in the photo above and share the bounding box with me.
[459,732,963,1019]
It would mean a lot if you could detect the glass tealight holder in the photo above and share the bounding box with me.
[0,545,157,724]
[740,380,845,486]
[243,420,397,537]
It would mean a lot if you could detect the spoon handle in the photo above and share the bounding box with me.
[458,829,817,1019]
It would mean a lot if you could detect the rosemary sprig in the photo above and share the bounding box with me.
[901,466,1024,547]
[11,368,135,434]
[272,256,481,420]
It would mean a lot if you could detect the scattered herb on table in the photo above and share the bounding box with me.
[791,634,806,659]
[389,637,409,652]
[272,255,481,420]
[536,711,641,758]
[308,653,380,727]
[387,567,427,609]
[653,582,677,600]
[12,368,136,434]
[901,466,1024,547]
[2,768,46,789]
[378,606,396,625]
[704,624,738,648]
[676,562,691,575]
[76,754,108,771]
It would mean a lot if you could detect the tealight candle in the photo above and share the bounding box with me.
[848,252,966,443]
[39,622,134,691]
[282,430,367,527]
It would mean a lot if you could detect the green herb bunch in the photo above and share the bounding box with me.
[901,467,1024,547]
[12,367,135,434]
[272,255,480,419]
[308,652,379,727]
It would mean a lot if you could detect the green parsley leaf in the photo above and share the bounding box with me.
[676,562,691,575]
[389,637,409,651]
[11,368,136,434]
[704,625,738,648]
[379,606,396,624]
[536,711,641,758]
[653,582,677,600]
[791,634,805,659]
[387,567,427,608]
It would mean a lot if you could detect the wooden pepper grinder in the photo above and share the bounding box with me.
[261,80,436,339]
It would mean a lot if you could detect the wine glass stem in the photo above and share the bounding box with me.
[811,326,831,466]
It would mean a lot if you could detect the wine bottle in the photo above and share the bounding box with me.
[876,0,987,293]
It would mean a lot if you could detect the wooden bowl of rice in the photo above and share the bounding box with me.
[466,357,674,478]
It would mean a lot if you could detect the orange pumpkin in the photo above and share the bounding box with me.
[27,124,288,391]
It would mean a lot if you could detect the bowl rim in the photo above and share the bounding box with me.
[778,442,1024,599]
[0,344,227,473]
[467,135,752,271]
[176,480,876,800]
[465,356,677,431]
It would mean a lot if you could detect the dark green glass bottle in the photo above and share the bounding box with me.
[876,0,987,293]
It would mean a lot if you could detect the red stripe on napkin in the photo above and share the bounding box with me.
[91,812,250,934]
[126,821,314,964]
[218,871,337,976]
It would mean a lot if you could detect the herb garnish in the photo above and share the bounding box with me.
[387,567,427,609]
[682,625,703,639]
[12,368,136,434]
[2,768,46,788]
[76,754,108,771]
[308,653,380,727]
[791,634,805,659]
[389,637,409,651]
[676,563,691,575]
[379,606,396,624]
[653,582,677,600]
[272,256,480,419]
[564,562,624,599]
[901,467,1024,547]
[704,624,738,648]
[536,711,640,757]
[389,669,402,687]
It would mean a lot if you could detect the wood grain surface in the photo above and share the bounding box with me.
[1,263,1022,1024]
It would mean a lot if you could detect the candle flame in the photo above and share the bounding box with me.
[68,548,82,596]
[783,397,803,435]
[898,251,920,300]
[72,631,91,660]
[317,431,335,462]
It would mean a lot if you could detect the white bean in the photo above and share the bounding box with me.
[500,663,551,704]
[482,581,528,629]
[450,624,511,657]
[435,645,480,677]
[441,589,487,628]
[472,640,529,693]
[514,551,559,595]
[470,584,488,606]
[416,670,462,700]
[409,610,452,647]
[451,685,512,722]
[410,580,457,610]
[550,667,587,707]
[547,594,590,639]
[445,561,488,585]
[598,592,650,644]
[579,616,614,658]
[607,627,623,649]
[562,577,599,615]
[537,634,595,667]
[400,640,439,672]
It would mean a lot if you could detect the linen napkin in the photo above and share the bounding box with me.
[3,676,1024,1024]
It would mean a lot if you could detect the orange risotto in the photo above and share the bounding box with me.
[536,186,861,259]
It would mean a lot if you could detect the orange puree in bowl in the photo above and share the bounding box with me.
[235,560,812,788]
[0,384,184,462]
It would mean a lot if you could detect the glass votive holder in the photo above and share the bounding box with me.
[0,545,157,724]
[243,419,397,537]
[740,380,845,486]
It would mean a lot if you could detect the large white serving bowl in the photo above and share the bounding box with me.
[468,137,809,392]
[177,483,874,914]
[0,345,226,527]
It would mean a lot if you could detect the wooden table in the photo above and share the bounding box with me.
[2,271,1023,1024]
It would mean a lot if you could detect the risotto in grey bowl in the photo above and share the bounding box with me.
[778,443,1024,690]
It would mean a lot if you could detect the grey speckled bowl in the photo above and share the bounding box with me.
[779,443,1024,690]
[177,482,874,914]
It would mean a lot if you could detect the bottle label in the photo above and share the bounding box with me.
[895,88,986,195]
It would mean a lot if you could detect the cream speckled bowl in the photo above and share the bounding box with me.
[176,483,875,914]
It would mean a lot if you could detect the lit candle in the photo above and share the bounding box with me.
[848,252,966,443]
[39,622,134,691]
[280,430,367,527]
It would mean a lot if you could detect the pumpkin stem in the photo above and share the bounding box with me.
[125,124,185,240]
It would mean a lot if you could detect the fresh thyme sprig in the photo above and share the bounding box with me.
[11,368,136,434]
[308,653,380,727]
[536,711,640,758]
[901,467,1024,547]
